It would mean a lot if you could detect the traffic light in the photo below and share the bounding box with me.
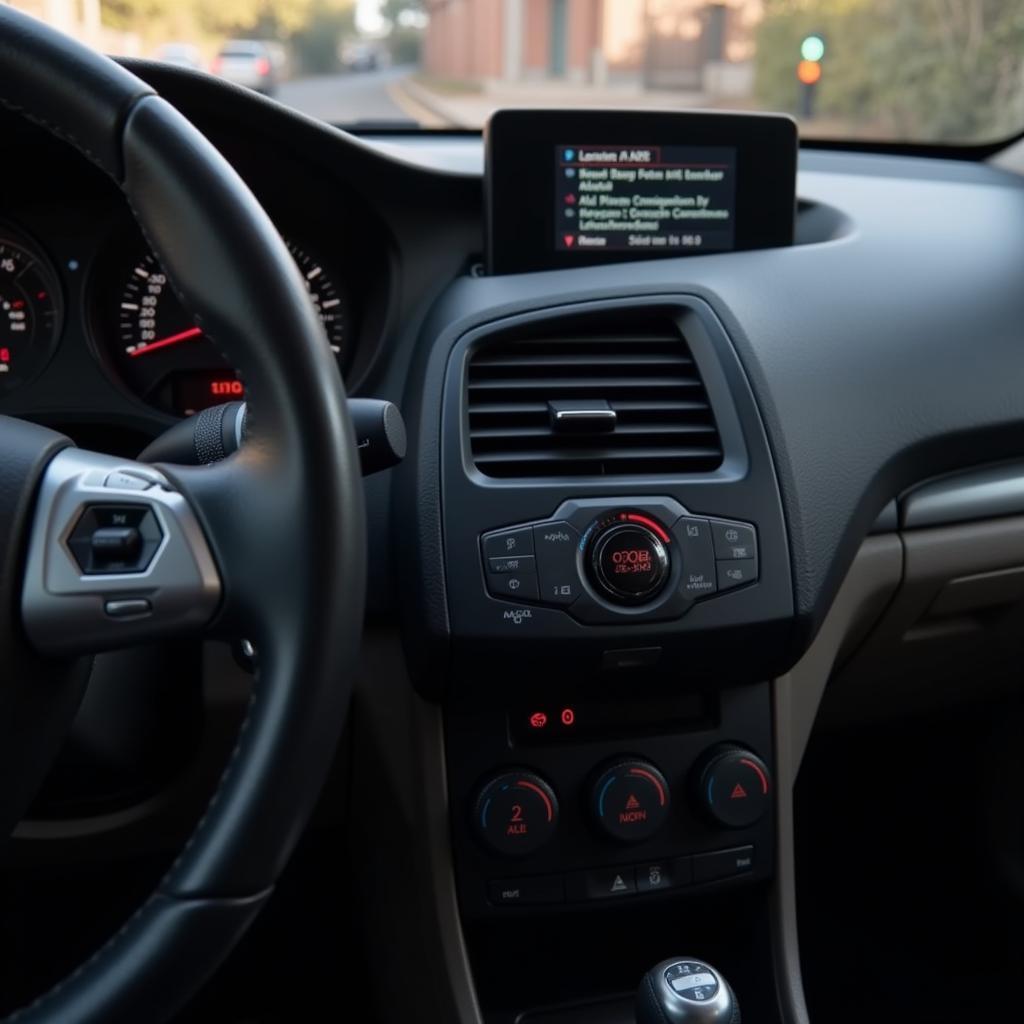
[800,34,825,63]
[797,34,825,117]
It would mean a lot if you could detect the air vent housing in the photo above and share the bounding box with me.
[467,314,723,478]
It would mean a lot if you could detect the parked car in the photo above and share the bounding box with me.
[211,39,278,96]
[340,40,381,72]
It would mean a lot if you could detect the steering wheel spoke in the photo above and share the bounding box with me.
[21,447,221,656]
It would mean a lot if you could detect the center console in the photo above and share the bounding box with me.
[393,110,799,1024]
[397,292,792,1021]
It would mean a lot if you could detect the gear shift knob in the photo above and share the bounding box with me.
[636,958,740,1024]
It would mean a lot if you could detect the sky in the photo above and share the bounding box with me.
[355,0,385,35]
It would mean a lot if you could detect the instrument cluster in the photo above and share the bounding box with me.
[0,212,377,422]
[88,233,351,416]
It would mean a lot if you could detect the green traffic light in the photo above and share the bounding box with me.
[801,35,826,62]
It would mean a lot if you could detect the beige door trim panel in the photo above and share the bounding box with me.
[772,535,903,1024]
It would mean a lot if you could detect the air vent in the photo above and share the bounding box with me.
[467,314,723,478]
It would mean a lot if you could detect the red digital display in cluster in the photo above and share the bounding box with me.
[210,379,245,398]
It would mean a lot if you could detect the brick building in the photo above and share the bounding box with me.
[421,0,759,93]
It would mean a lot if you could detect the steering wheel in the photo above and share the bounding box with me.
[0,8,366,1022]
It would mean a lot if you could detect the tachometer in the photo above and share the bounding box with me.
[0,229,62,394]
[101,240,348,416]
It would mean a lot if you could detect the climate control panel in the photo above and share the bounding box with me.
[480,497,758,625]
[471,750,769,859]
[448,683,774,919]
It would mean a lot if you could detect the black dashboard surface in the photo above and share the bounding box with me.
[3,61,1023,660]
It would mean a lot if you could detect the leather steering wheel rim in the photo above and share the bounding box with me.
[0,8,366,1022]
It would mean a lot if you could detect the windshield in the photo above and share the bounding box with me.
[15,0,1024,143]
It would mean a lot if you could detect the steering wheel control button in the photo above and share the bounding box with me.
[67,505,163,574]
[533,520,582,606]
[91,526,141,560]
[716,559,757,592]
[695,747,771,829]
[664,962,720,1003]
[588,513,671,605]
[710,520,757,561]
[692,846,755,883]
[103,470,152,491]
[488,554,535,574]
[672,517,717,599]
[482,527,534,560]
[474,771,559,857]
[487,875,565,907]
[104,598,152,620]
[592,759,671,842]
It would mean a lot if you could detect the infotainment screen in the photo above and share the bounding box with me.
[553,144,736,255]
[486,110,797,274]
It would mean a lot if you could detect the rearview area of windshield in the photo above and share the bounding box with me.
[15,0,1024,143]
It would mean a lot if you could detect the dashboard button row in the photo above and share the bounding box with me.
[481,509,758,612]
[486,845,754,907]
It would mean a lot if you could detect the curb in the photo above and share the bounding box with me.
[394,76,478,129]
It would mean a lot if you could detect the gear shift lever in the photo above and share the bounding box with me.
[636,958,740,1024]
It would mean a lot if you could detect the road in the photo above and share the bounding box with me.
[276,66,424,126]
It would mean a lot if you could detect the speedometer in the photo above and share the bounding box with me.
[0,227,62,394]
[98,240,348,416]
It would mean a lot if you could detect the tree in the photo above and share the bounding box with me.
[754,0,1024,142]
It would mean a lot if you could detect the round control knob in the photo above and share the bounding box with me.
[693,746,771,830]
[637,958,740,1024]
[587,513,671,605]
[473,770,559,857]
[591,759,670,842]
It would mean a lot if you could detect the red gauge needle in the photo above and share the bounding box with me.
[129,326,203,358]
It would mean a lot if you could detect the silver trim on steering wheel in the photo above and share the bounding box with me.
[21,448,221,655]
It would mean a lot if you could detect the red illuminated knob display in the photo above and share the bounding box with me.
[693,746,771,830]
[591,759,671,843]
[473,770,560,857]
[587,514,671,605]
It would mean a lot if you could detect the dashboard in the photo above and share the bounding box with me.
[4,57,1024,1024]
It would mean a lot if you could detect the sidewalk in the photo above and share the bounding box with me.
[396,75,709,128]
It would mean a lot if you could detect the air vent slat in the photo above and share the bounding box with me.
[467,315,723,479]
[474,353,693,370]
[468,377,704,392]
[471,423,720,440]
[468,399,711,418]
[477,447,723,464]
